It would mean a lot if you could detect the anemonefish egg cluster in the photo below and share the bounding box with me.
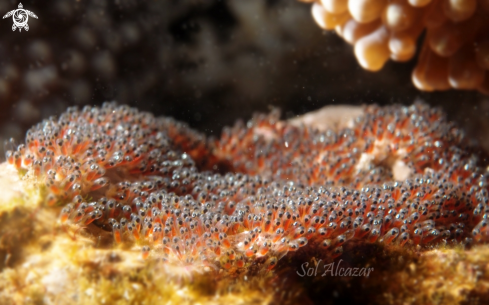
[5,102,489,272]
[300,0,489,94]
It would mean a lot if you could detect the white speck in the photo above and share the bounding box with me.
[41,267,69,295]
[285,141,289,148]
[176,288,188,297]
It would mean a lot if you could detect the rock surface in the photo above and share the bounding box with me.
[1,104,489,305]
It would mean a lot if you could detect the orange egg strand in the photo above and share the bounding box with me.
[302,0,489,94]
[6,102,489,272]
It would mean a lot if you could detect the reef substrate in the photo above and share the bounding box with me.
[1,102,489,304]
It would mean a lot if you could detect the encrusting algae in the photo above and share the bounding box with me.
[2,102,489,304]
[301,0,489,94]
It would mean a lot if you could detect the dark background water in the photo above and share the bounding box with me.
[0,0,487,154]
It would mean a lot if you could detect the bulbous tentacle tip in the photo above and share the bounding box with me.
[303,0,489,95]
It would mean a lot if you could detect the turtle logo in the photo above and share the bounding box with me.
[3,3,38,32]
